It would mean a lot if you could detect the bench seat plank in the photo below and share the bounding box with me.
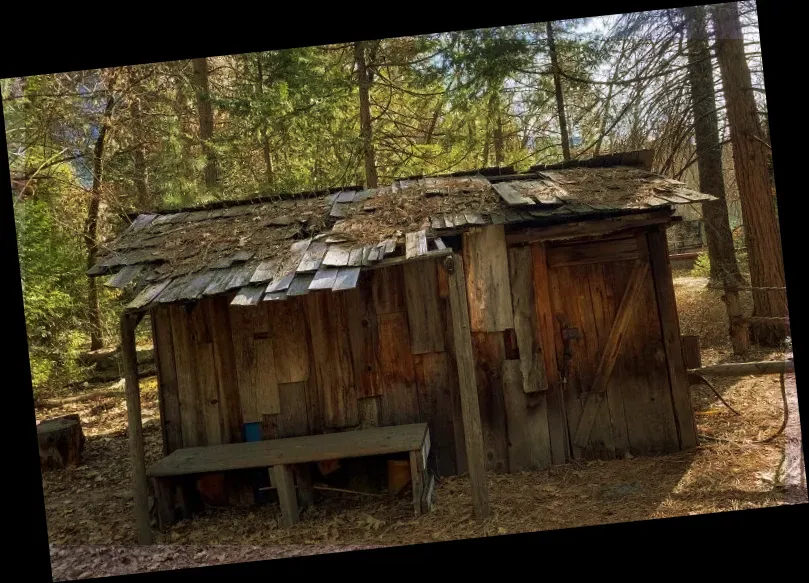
[147,423,429,478]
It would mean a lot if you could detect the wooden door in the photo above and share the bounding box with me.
[537,234,680,460]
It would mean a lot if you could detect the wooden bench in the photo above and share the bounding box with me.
[147,423,433,529]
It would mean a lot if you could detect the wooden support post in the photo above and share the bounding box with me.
[573,260,649,450]
[646,226,698,449]
[409,449,425,517]
[295,464,314,508]
[151,477,175,531]
[444,253,491,519]
[121,312,154,545]
[273,464,299,526]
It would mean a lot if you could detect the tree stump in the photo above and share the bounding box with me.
[37,414,85,469]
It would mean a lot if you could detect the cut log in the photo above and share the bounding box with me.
[37,414,85,469]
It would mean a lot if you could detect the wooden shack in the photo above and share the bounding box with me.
[90,149,716,541]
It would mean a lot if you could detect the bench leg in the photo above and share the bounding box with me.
[176,476,201,520]
[295,464,314,508]
[151,477,175,531]
[273,464,299,526]
[409,450,425,517]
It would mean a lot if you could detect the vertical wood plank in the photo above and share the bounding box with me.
[169,304,203,446]
[507,246,548,393]
[587,263,630,458]
[604,259,680,455]
[266,298,309,384]
[295,464,314,508]
[647,225,698,449]
[306,291,358,428]
[471,331,509,472]
[206,297,243,444]
[440,287,467,475]
[409,450,425,516]
[501,359,552,471]
[446,254,490,519]
[121,313,153,545]
[189,303,222,446]
[276,381,310,437]
[532,242,569,465]
[462,224,514,332]
[414,351,457,477]
[229,305,281,424]
[273,464,299,526]
[344,283,381,399]
[152,477,175,531]
[377,311,421,425]
[371,265,406,315]
[403,260,445,354]
[151,306,183,454]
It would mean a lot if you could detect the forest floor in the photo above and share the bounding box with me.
[37,271,805,580]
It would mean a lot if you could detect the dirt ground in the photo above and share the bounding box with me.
[37,272,806,580]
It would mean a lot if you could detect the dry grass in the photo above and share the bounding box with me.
[38,270,802,577]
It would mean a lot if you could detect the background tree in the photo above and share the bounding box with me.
[713,1,786,346]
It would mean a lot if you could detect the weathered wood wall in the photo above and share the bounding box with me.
[151,223,695,482]
[151,262,463,477]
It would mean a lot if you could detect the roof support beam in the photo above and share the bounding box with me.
[121,311,153,545]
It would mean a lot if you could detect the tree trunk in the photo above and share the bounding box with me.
[128,68,150,210]
[684,5,748,355]
[255,57,274,190]
[85,92,115,350]
[191,57,217,189]
[355,42,378,188]
[713,2,787,346]
[547,21,571,161]
[486,91,504,167]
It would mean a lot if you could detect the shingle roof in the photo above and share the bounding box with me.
[90,150,715,312]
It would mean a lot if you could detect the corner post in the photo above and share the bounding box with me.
[443,253,491,519]
[121,311,154,544]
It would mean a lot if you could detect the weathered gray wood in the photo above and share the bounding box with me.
[365,248,452,271]
[266,272,295,293]
[505,210,674,244]
[443,214,455,228]
[37,414,85,469]
[323,246,351,267]
[230,285,265,306]
[462,225,514,332]
[689,360,795,376]
[127,279,172,310]
[347,247,365,267]
[250,261,279,284]
[286,274,315,296]
[156,274,197,304]
[445,254,490,520]
[336,190,356,203]
[332,267,361,291]
[507,246,548,393]
[405,230,428,259]
[297,242,328,273]
[175,271,217,301]
[433,237,447,250]
[431,216,445,230]
[147,423,429,476]
[273,464,299,526]
[501,360,552,471]
[121,313,153,545]
[330,202,346,218]
[309,268,340,290]
[106,265,144,288]
[202,268,239,297]
[493,182,534,206]
[264,291,288,301]
[223,263,256,291]
[573,259,649,449]
[295,464,314,507]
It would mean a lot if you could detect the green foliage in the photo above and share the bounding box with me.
[691,251,711,278]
